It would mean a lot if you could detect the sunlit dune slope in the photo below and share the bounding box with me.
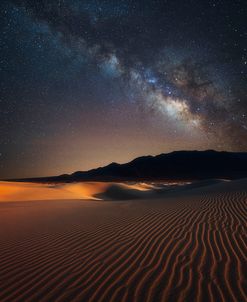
[0,181,158,202]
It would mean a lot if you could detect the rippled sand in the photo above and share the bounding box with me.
[0,179,246,301]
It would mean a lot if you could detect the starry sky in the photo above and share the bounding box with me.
[0,0,246,179]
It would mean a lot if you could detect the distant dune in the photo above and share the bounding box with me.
[0,181,167,202]
[0,178,246,301]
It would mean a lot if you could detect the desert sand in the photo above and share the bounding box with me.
[0,179,246,301]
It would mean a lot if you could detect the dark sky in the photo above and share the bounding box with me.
[0,0,246,178]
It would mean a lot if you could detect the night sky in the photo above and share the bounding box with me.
[0,0,246,179]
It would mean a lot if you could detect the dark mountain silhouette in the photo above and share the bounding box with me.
[16,150,247,182]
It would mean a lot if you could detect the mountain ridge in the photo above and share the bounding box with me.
[10,150,247,182]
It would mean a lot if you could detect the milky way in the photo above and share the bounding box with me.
[0,0,246,178]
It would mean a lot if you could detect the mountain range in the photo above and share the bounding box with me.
[17,150,247,182]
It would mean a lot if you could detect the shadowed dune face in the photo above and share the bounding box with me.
[0,179,246,301]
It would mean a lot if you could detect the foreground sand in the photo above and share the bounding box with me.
[0,179,246,302]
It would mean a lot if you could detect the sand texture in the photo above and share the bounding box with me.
[0,179,246,301]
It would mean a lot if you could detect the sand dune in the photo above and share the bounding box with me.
[0,179,246,301]
[0,181,162,202]
[0,180,228,202]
